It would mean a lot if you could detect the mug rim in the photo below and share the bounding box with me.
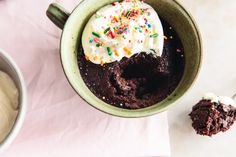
[59,0,202,118]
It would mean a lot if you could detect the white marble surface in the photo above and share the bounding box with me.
[168,0,236,156]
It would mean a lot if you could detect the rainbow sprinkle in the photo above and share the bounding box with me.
[104,27,111,34]
[108,30,116,39]
[93,38,101,44]
[150,33,158,38]
[112,16,119,23]
[96,43,101,47]
[85,55,90,61]
[95,14,100,18]
[107,47,112,56]
[123,47,132,56]
[92,32,101,38]
[93,56,98,60]
[100,60,104,66]
[89,38,93,43]
[146,23,152,28]
[126,11,131,17]
[114,50,119,56]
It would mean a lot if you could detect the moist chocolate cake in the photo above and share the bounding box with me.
[189,99,236,136]
[78,19,185,109]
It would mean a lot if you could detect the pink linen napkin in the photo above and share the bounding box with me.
[0,0,170,156]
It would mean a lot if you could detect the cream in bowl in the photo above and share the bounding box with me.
[0,49,26,151]
[0,71,19,142]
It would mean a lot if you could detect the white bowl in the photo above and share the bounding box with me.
[0,49,27,152]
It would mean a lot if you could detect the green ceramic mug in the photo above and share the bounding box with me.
[46,0,202,118]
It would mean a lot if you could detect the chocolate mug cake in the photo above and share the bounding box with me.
[77,0,185,109]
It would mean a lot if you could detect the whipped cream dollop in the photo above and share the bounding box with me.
[82,0,164,65]
[203,92,236,107]
[0,71,19,142]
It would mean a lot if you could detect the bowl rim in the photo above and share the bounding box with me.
[0,49,27,152]
[60,0,202,118]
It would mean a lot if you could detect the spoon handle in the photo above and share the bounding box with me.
[232,93,236,100]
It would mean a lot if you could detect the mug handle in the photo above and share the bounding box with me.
[46,3,70,30]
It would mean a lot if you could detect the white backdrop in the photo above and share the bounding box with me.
[168,0,236,157]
